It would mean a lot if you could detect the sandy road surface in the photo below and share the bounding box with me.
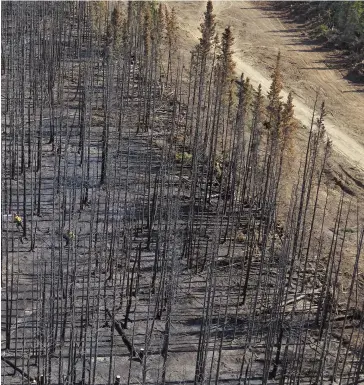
[170,1,364,171]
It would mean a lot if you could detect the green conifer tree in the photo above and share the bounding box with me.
[267,51,283,130]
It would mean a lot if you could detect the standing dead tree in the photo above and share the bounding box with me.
[1,2,363,385]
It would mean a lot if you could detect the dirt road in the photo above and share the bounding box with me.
[171,1,364,171]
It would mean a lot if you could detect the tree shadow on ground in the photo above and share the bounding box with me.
[256,3,364,85]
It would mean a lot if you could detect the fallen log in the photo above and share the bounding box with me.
[106,309,142,362]
[1,356,35,382]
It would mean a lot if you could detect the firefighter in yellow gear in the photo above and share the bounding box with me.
[14,214,23,230]
[63,230,74,247]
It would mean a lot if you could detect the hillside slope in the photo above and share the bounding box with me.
[171,1,364,171]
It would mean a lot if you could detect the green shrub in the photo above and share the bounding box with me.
[315,23,330,38]
[175,152,192,163]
